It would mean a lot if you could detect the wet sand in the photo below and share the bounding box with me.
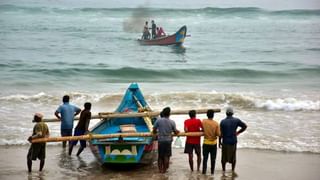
[0,145,319,180]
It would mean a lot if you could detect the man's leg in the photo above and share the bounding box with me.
[222,162,226,172]
[158,157,165,173]
[61,129,67,148]
[76,146,84,156]
[188,153,194,171]
[39,159,45,171]
[68,143,74,155]
[221,144,226,172]
[196,153,201,171]
[202,144,209,174]
[27,157,32,172]
[62,141,67,148]
[210,145,217,174]
[164,156,169,173]
[232,161,236,172]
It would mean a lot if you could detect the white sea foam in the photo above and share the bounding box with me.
[255,98,320,111]
[1,91,319,112]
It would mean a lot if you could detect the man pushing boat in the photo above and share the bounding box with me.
[153,107,180,173]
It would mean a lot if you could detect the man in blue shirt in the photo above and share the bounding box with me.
[55,95,81,148]
[219,107,247,173]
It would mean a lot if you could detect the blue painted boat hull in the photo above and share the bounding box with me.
[89,83,157,164]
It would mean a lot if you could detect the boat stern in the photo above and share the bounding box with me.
[90,137,157,164]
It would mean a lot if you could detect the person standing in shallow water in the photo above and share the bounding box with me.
[184,110,203,171]
[219,107,247,173]
[202,109,220,175]
[55,95,81,148]
[27,113,49,172]
[69,102,92,156]
[153,107,180,173]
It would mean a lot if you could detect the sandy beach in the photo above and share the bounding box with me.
[0,145,319,180]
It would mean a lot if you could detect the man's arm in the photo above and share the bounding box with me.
[173,121,180,135]
[74,107,81,116]
[152,127,157,134]
[218,123,223,148]
[54,111,61,120]
[152,120,158,134]
[45,124,50,138]
[199,120,204,131]
[184,121,188,132]
[236,121,247,136]
[84,112,91,133]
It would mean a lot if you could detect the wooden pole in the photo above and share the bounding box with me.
[41,108,221,123]
[133,95,153,132]
[31,132,204,143]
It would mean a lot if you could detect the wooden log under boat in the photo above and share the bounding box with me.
[40,108,221,123]
[31,132,204,143]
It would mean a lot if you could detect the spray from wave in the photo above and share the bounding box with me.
[123,4,152,33]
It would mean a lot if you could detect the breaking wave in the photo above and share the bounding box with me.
[1,91,319,112]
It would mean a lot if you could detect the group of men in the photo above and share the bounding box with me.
[153,107,247,175]
[27,95,247,175]
[27,95,92,172]
[142,20,166,40]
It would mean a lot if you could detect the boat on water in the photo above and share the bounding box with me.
[89,83,158,164]
[138,25,187,46]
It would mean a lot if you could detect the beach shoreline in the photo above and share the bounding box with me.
[1,145,319,180]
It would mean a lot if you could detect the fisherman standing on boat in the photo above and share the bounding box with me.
[151,20,157,39]
[142,21,150,40]
[55,95,81,148]
[69,102,92,156]
[153,107,180,173]
[27,113,49,172]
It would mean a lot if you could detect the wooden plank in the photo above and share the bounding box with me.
[31,132,204,143]
[40,108,221,123]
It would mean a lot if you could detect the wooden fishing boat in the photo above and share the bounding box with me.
[89,83,158,164]
[138,25,187,46]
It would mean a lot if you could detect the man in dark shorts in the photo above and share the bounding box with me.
[55,95,81,148]
[184,110,203,171]
[151,20,157,39]
[153,107,180,173]
[69,102,92,156]
[219,107,247,172]
[27,113,49,172]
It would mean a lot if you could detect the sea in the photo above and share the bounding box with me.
[0,0,320,157]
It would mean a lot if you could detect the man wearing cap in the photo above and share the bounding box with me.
[27,113,49,172]
[219,107,247,173]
